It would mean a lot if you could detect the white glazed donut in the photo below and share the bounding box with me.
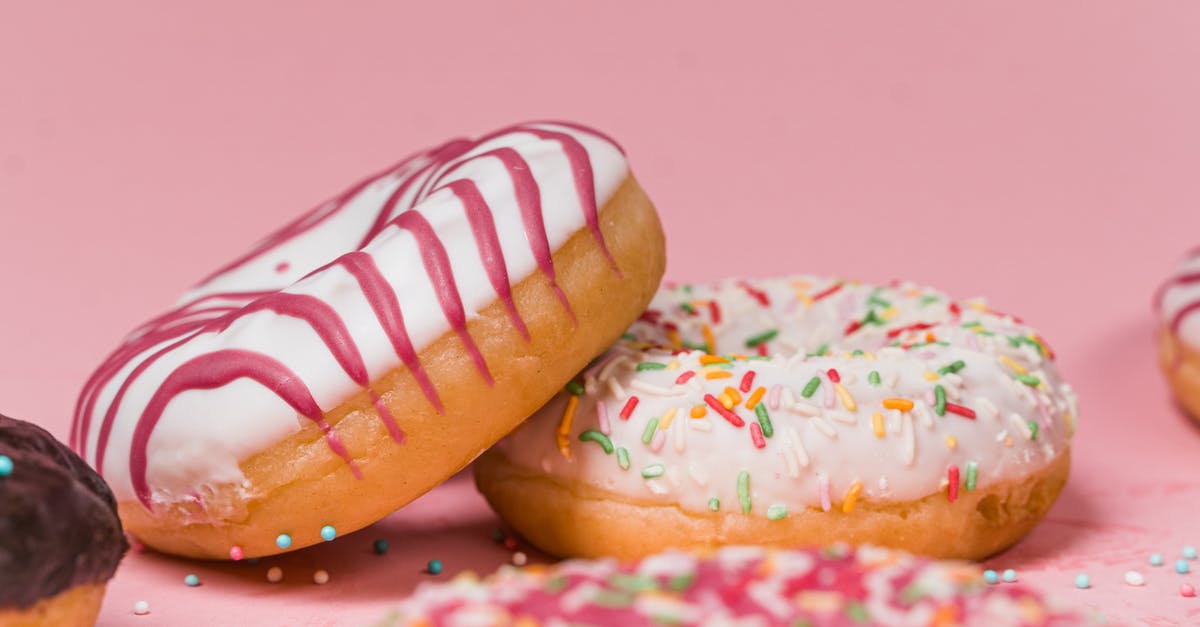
[70,121,666,558]
[476,277,1077,560]
[1157,246,1200,422]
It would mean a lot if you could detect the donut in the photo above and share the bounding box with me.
[70,121,665,559]
[1156,247,1200,423]
[475,277,1076,561]
[0,413,128,626]
[390,544,1089,626]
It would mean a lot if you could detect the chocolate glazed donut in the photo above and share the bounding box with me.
[0,414,127,625]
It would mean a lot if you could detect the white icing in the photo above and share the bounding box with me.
[74,123,629,507]
[495,277,1076,517]
[1159,249,1200,344]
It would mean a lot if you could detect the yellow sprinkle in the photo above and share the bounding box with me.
[745,386,766,410]
[690,405,707,418]
[702,324,717,355]
[705,370,732,380]
[660,407,678,430]
[881,307,898,320]
[970,302,988,312]
[834,383,856,412]
[667,329,682,351]
[842,481,863,513]
[718,392,734,409]
[922,371,940,382]
[997,355,1026,375]
[882,398,914,412]
[841,352,854,360]
[730,354,750,361]
[905,288,922,297]
[557,395,579,459]
[945,435,957,449]
[699,354,729,366]
[667,360,681,371]
[798,293,814,307]
[863,352,877,362]
[723,386,742,406]
[872,413,885,438]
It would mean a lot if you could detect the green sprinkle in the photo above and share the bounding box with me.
[861,309,883,326]
[1014,373,1041,387]
[609,573,659,592]
[845,602,871,624]
[636,362,668,371]
[868,371,881,386]
[681,284,693,293]
[679,302,695,315]
[961,321,982,328]
[1028,421,1039,440]
[545,575,569,593]
[938,360,966,375]
[899,583,926,603]
[919,294,940,306]
[641,418,660,444]
[565,381,585,396]
[616,447,630,470]
[867,295,892,309]
[754,404,774,437]
[642,464,665,479]
[801,377,821,398]
[592,589,635,608]
[852,349,864,356]
[681,340,709,351]
[745,329,779,348]
[766,504,787,521]
[621,333,638,341]
[578,430,614,454]
[668,573,696,591]
[653,615,685,626]
[934,385,947,416]
[1007,336,1023,348]
[748,355,772,361]
[737,470,751,514]
[814,343,829,356]
[707,497,720,512]
[965,461,978,491]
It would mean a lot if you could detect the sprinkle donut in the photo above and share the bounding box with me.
[475,278,1076,560]
[70,121,665,559]
[1156,247,1200,423]
[391,544,1089,626]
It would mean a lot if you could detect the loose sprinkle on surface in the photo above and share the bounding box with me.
[185,574,200,587]
[267,567,283,583]
[1124,571,1145,586]
[313,569,330,585]
[426,560,443,575]
[1073,574,1090,589]
[373,539,389,555]
[0,455,12,477]
[133,601,150,615]
[1002,569,1018,583]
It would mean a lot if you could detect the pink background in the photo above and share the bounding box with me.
[3,2,1200,624]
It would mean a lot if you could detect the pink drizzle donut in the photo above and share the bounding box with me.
[1156,246,1200,422]
[71,121,665,558]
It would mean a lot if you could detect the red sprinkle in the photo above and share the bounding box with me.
[886,322,935,339]
[739,371,756,393]
[750,422,766,449]
[619,397,639,420]
[738,281,771,307]
[947,465,960,503]
[827,369,841,383]
[675,371,696,385]
[810,282,843,302]
[944,403,977,419]
[704,394,745,427]
[948,302,961,317]
[1033,334,1057,360]
[756,343,769,357]
[709,301,722,324]
[502,536,518,551]
[638,309,663,324]
[844,319,863,336]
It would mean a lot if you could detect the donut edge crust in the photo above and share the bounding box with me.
[473,447,1070,561]
[1158,327,1200,425]
[0,584,105,627]
[118,175,665,559]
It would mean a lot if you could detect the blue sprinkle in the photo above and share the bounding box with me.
[275,534,292,549]
[1002,569,1018,583]
[320,525,337,542]
[373,538,389,555]
[983,570,999,584]
[1150,553,1164,566]
[1176,559,1191,574]
[184,574,200,587]
[426,559,443,575]
[0,455,12,477]
[1184,546,1198,560]
[1074,574,1091,589]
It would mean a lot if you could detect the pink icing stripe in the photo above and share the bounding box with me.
[391,211,494,384]
[444,179,529,340]
[356,140,474,249]
[336,252,444,413]
[129,349,358,508]
[370,390,406,444]
[1155,270,1200,312]
[1170,300,1200,336]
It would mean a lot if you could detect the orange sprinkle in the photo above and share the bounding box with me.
[702,324,717,355]
[842,481,863,513]
[557,395,579,459]
[699,354,728,366]
[925,332,936,343]
[705,370,732,380]
[723,386,743,406]
[745,386,767,410]
[667,329,682,351]
[872,413,885,438]
[717,392,734,409]
[882,398,914,412]
[690,405,708,418]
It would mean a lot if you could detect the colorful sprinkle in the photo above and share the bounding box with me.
[945,403,977,419]
[945,435,957,449]
[882,398,914,412]
[737,470,752,514]
[801,377,821,398]
[636,362,667,371]
[933,385,947,416]
[373,539,389,555]
[722,386,743,406]
[754,404,774,438]
[229,545,244,561]
[1002,569,1018,583]
[184,574,200,587]
[564,381,585,396]
[1027,420,1040,440]
[1074,574,1090,589]
[1183,584,1196,597]
[745,329,778,348]
[690,405,707,418]
[834,383,856,411]
[557,395,579,459]
[616,447,630,470]
[705,370,733,380]
[642,464,665,479]
[842,481,862,513]
[276,534,292,549]
[578,429,614,454]
[750,422,766,449]
[746,386,766,410]
[675,370,696,385]
[937,360,966,375]
[868,371,881,386]
[619,396,639,420]
[427,559,443,575]
[1014,373,1041,387]
[947,465,959,503]
[965,461,978,491]
[766,504,788,521]
[818,474,832,512]
[872,413,885,438]
[997,355,1026,374]
[827,368,841,383]
[1185,546,1198,560]
[708,497,720,512]
[739,370,756,393]
[704,394,746,427]
[640,418,659,444]
[702,324,717,354]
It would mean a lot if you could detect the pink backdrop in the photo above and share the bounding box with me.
[3,2,1200,624]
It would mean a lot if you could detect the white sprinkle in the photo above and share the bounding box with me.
[822,378,836,408]
[841,371,858,385]
[631,379,684,397]
[900,413,915,466]
[812,417,837,439]
[687,462,709,487]
[780,448,800,478]
[606,378,626,401]
[914,402,934,429]
[789,400,821,417]
[133,601,150,616]
[781,387,798,408]
[649,429,666,452]
[767,384,783,410]
[686,378,705,394]
[1124,571,1144,586]
[1009,413,1034,440]
[599,355,627,382]
[512,551,528,566]
[689,418,712,432]
[831,412,857,425]
[785,426,810,467]
[885,371,900,389]
[942,372,964,387]
[888,409,903,435]
[673,412,686,452]
[943,382,961,401]
[976,397,1000,419]
[584,376,598,396]
[818,474,832,511]
[313,569,330,585]
[645,479,668,495]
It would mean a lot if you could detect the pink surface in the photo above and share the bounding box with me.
[2,2,1200,625]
